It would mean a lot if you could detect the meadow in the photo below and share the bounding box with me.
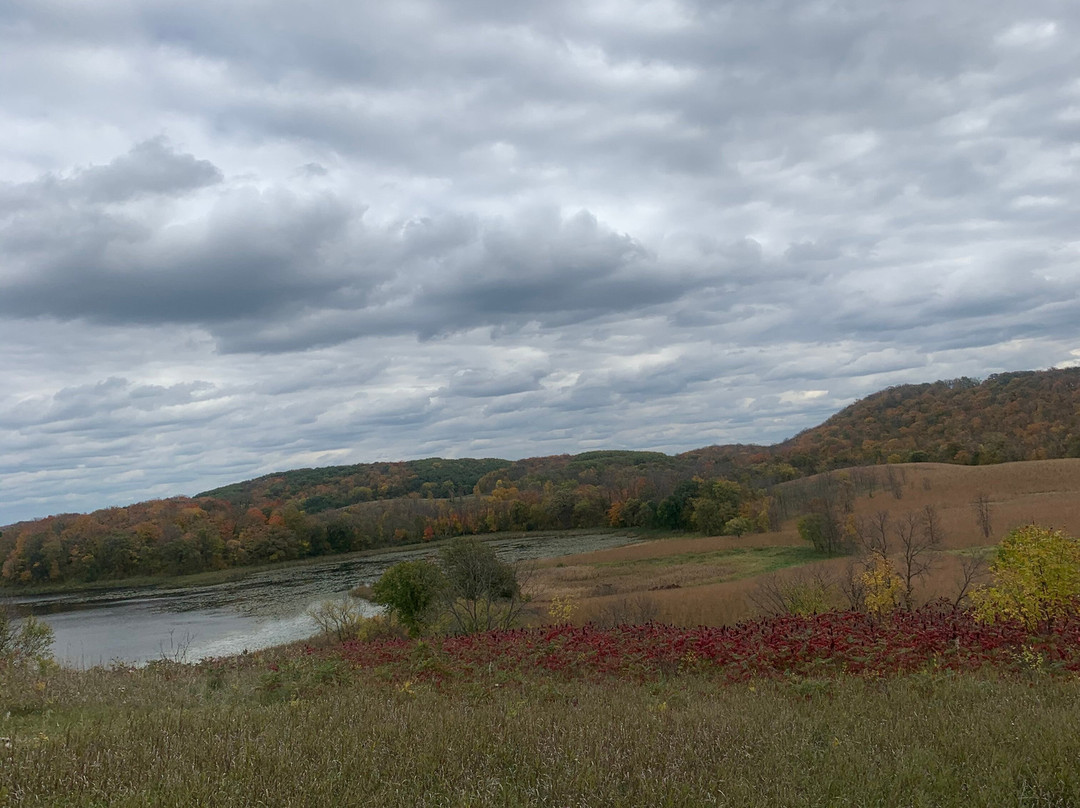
[6,459,1080,806]
[4,606,1080,806]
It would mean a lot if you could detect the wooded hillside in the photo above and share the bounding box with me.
[776,368,1080,471]
[4,367,1079,588]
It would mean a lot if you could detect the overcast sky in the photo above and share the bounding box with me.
[2,0,1079,524]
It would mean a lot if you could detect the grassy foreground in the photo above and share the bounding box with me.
[3,640,1080,806]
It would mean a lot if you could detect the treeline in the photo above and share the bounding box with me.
[0,473,774,588]
[197,457,510,514]
[194,450,793,515]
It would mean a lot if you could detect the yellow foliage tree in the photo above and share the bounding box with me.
[973,525,1080,628]
[547,595,578,624]
[607,500,624,528]
[860,555,902,617]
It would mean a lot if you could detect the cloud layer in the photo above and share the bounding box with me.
[2,0,1079,522]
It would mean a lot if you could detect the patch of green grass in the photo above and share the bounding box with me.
[940,545,996,557]
[602,545,827,580]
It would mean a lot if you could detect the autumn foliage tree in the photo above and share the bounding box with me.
[776,368,1080,470]
[973,525,1080,629]
[860,556,903,617]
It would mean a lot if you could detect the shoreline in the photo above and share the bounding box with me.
[1,527,647,600]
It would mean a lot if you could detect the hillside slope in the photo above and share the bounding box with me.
[776,368,1080,470]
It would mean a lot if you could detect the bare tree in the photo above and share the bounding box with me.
[861,510,892,559]
[895,510,941,610]
[922,504,943,545]
[307,597,363,643]
[951,550,990,609]
[850,506,942,611]
[972,493,993,539]
[838,560,867,611]
[837,510,889,614]
[885,465,905,500]
[852,466,879,500]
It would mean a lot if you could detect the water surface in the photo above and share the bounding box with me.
[3,531,639,666]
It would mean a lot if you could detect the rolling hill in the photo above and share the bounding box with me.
[4,367,1080,588]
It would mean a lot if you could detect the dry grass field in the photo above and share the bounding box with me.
[842,459,1080,548]
[526,458,1080,627]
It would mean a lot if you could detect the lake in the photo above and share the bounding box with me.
[2,531,639,667]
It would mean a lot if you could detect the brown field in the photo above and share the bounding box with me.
[840,459,1080,548]
[526,458,1080,627]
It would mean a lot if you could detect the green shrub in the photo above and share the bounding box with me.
[371,560,446,637]
[0,610,54,665]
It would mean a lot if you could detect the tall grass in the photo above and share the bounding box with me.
[4,654,1080,806]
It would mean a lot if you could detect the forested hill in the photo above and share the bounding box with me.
[194,366,1080,515]
[197,457,511,514]
[4,367,1080,588]
[774,368,1080,471]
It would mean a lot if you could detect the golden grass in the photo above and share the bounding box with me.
[530,546,820,617]
[846,459,1080,549]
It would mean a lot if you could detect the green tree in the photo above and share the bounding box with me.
[796,513,833,554]
[656,478,702,530]
[371,560,445,637]
[440,536,524,633]
[324,520,356,553]
[796,508,850,557]
[689,480,748,535]
[723,516,754,537]
[690,498,733,535]
[973,525,1080,628]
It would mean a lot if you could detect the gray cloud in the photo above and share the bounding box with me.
[75,138,224,202]
[0,159,363,325]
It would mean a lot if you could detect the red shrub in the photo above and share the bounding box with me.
[329,601,1080,684]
